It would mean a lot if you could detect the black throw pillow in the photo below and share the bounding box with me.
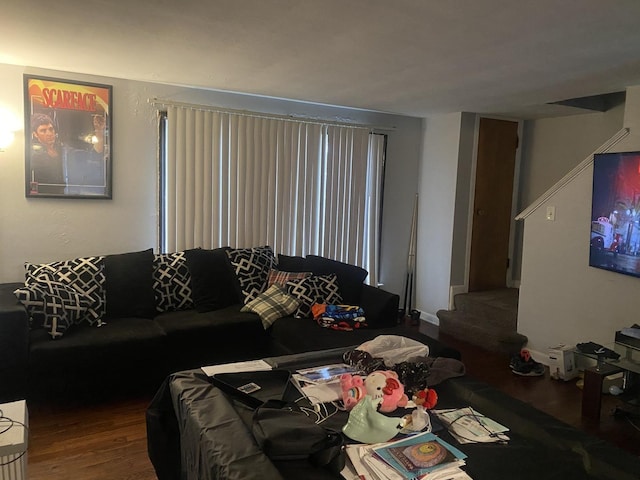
[104,248,157,319]
[305,255,368,305]
[276,254,309,272]
[184,247,239,312]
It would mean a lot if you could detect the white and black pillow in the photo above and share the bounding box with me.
[285,273,343,318]
[13,284,48,327]
[153,252,193,312]
[25,256,105,326]
[14,279,92,339]
[226,246,277,303]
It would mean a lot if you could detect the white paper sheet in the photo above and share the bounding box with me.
[201,359,272,377]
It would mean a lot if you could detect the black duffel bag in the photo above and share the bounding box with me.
[252,400,345,474]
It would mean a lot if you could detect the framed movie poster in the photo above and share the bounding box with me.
[24,75,112,198]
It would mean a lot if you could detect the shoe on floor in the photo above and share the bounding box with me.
[510,349,545,376]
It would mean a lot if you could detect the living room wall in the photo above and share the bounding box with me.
[0,63,423,296]
[415,112,476,322]
[518,85,640,355]
[512,101,625,281]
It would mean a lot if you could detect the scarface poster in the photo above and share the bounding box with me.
[24,75,112,198]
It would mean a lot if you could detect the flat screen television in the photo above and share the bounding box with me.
[589,151,640,278]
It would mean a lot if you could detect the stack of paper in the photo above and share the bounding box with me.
[342,432,472,480]
[433,407,509,444]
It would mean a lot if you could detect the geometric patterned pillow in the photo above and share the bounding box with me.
[14,279,92,339]
[240,284,300,329]
[153,252,193,312]
[25,256,105,326]
[13,284,48,328]
[226,246,277,303]
[285,273,343,318]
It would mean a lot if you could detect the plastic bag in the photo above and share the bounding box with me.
[356,335,429,366]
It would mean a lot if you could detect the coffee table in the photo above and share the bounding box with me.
[146,347,640,480]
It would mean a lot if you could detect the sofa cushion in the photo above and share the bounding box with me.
[154,305,272,369]
[241,284,300,328]
[104,249,156,319]
[154,305,263,336]
[153,251,194,312]
[269,318,461,360]
[25,256,105,326]
[29,317,166,369]
[183,247,239,312]
[306,255,368,305]
[285,273,343,318]
[226,246,277,303]
[14,279,92,338]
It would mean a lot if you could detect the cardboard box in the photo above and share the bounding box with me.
[548,344,578,381]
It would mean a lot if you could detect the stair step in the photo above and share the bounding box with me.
[436,288,525,353]
[437,309,526,353]
[454,288,518,326]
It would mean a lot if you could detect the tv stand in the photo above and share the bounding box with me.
[576,333,640,420]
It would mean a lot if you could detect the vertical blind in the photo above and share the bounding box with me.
[162,105,385,285]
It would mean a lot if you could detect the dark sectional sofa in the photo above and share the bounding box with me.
[0,247,458,402]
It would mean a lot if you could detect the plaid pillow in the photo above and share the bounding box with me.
[241,284,300,329]
[267,269,311,288]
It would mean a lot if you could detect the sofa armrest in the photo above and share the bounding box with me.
[360,284,399,329]
[0,283,29,401]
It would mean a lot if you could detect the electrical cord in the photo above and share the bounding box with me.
[0,408,29,467]
[293,395,340,425]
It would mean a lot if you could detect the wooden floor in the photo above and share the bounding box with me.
[25,326,639,479]
[429,323,640,458]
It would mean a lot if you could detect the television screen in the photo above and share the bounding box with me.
[589,151,640,278]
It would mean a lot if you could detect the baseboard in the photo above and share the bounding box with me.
[421,311,439,326]
[449,285,466,310]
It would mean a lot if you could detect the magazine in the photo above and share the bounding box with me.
[372,431,467,478]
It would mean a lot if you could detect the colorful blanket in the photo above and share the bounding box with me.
[312,304,367,331]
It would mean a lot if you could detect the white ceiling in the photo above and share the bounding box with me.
[3,0,640,119]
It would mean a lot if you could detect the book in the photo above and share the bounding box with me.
[372,431,467,478]
[343,441,472,480]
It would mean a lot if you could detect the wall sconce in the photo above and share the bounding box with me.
[0,106,21,151]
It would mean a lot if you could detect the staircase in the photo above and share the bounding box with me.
[436,288,527,354]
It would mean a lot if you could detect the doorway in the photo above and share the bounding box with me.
[468,117,519,292]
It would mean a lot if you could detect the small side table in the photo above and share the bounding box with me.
[0,400,28,480]
[581,363,622,420]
